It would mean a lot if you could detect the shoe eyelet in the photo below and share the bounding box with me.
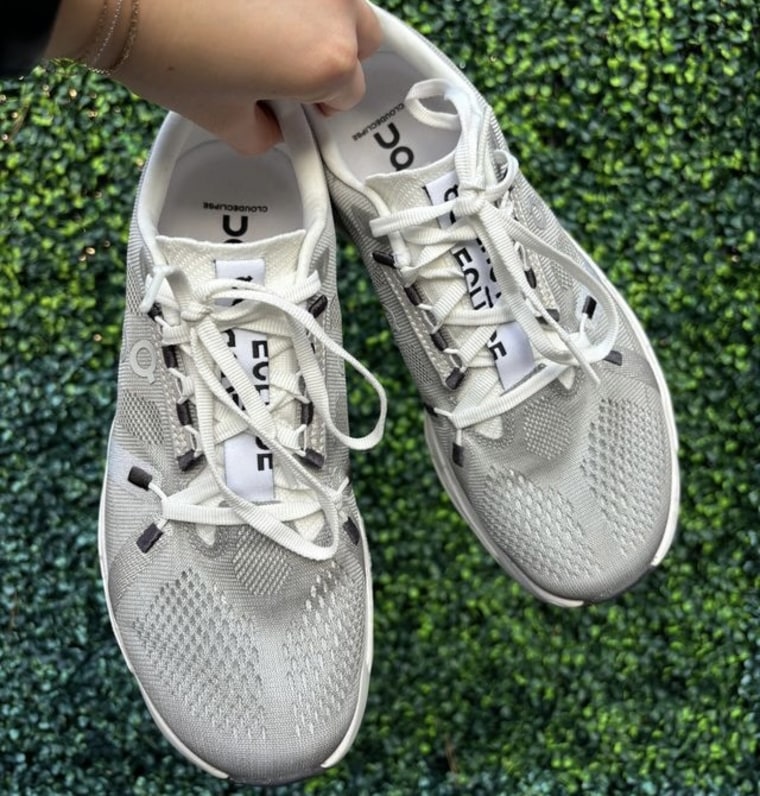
[372,251,396,267]
[128,467,153,490]
[299,448,325,469]
[537,308,561,325]
[582,296,598,319]
[308,294,328,318]
[177,451,203,472]
[430,331,447,352]
[300,401,315,426]
[176,401,192,426]
[162,345,179,369]
[343,517,360,545]
[404,283,423,306]
[446,368,466,390]
[136,523,164,554]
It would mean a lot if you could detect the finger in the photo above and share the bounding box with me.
[191,101,283,157]
[318,60,367,113]
[355,0,383,60]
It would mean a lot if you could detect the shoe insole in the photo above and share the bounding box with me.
[158,140,302,243]
[320,53,459,180]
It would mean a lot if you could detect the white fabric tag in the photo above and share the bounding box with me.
[215,258,265,302]
[215,258,275,502]
[425,171,535,391]
[488,323,536,392]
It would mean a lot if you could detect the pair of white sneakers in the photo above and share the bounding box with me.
[98,4,680,786]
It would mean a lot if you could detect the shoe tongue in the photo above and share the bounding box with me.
[366,141,538,399]
[154,229,309,508]
[155,229,307,291]
[364,153,458,215]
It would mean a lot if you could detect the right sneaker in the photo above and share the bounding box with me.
[306,4,680,607]
[98,102,386,785]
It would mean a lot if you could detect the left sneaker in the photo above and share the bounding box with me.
[305,3,680,606]
[99,101,386,784]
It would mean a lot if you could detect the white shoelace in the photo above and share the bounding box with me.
[139,263,387,561]
[370,79,620,433]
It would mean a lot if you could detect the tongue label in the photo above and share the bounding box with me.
[425,171,460,229]
[425,171,535,391]
[216,258,275,502]
[488,323,536,392]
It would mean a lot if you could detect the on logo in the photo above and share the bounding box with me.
[129,340,157,383]
[373,123,415,171]
[223,214,248,243]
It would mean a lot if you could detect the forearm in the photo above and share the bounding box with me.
[45,0,116,63]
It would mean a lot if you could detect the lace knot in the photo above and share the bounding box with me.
[455,182,488,217]
[180,300,212,324]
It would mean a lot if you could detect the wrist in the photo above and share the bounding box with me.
[44,0,102,60]
[46,0,140,76]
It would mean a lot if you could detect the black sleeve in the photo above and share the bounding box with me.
[1,1,65,78]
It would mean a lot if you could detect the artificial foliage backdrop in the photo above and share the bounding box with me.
[1,1,758,793]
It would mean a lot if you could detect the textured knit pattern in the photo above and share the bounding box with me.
[523,392,571,460]
[482,467,600,584]
[581,397,665,556]
[133,568,267,742]
[234,532,293,597]
[284,560,365,740]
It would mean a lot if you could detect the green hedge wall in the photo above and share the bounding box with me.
[1,0,758,793]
